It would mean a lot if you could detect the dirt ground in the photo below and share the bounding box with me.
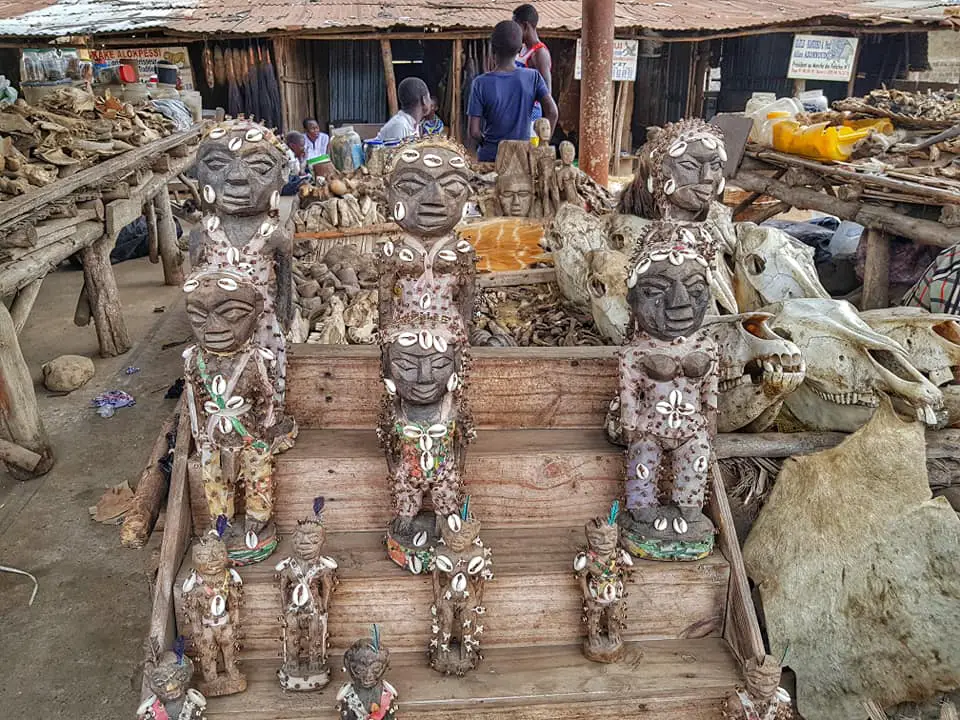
[0,257,190,718]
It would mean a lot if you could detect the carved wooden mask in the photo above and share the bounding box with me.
[388,145,471,236]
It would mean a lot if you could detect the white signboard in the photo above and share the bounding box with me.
[574,38,639,82]
[787,35,859,82]
[90,47,196,90]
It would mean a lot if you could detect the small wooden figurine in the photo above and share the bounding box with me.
[531,118,560,217]
[574,501,632,663]
[180,527,246,696]
[336,626,398,720]
[137,640,208,720]
[275,497,339,691]
[429,499,494,675]
[617,221,719,561]
[556,140,580,205]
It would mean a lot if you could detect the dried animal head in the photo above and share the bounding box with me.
[732,224,830,310]
[586,248,631,345]
[547,204,609,312]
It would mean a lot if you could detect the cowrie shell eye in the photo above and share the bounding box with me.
[398,248,414,262]
[228,137,243,152]
[448,515,462,532]
[217,277,239,291]
[270,190,280,210]
[418,330,432,349]
[397,332,418,346]
[446,373,459,392]
[183,279,199,292]
[401,149,420,163]
[423,153,442,168]
[394,202,406,221]
[653,517,668,531]
[209,127,226,139]
[260,221,276,237]
[245,128,263,142]
[433,336,448,353]
[206,216,221,232]
[668,141,687,157]
[449,156,466,168]
[664,178,676,195]
[203,185,216,203]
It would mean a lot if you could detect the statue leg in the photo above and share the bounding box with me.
[608,599,626,646]
[283,611,299,671]
[240,444,274,534]
[430,470,462,519]
[308,612,326,668]
[626,437,662,512]
[436,598,455,651]
[392,468,424,532]
[584,599,602,648]
[219,625,241,680]
[670,431,711,510]
[198,627,219,683]
[201,444,234,523]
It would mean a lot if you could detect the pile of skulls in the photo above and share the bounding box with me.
[0,89,178,199]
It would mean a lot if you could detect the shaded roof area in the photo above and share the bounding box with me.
[0,0,956,38]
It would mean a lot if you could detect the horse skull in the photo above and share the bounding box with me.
[585,248,631,345]
[546,204,608,312]
[733,224,830,311]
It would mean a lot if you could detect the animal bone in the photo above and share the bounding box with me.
[733,223,830,310]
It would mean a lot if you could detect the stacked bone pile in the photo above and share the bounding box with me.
[0,89,178,200]
[834,87,960,128]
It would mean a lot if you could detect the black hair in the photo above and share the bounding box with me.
[513,4,538,26]
[303,118,319,129]
[397,77,430,113]
[491,20,523,61]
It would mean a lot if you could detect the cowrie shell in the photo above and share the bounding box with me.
[209,127,226,139]
[217,277,239,291]
[293,582,309,606]
[402,425,422,439]
[435,554,454,573]
[203,185,216,203]
[717,177,726,194]
[400,149,420,163]
[270,190,280,210]
[646,176,654,193]
[245,530,259,549]
[702,136,717,150]
[446,373,459,392]
[717,145,728,162]
[619,550,634,566]
[320,555,338,569]
[420,434,434,452]
[258,347,275,360]
[183,279,199,292]
[226,396,245,410]
[673,517,688,535]
[394,202,406,221]
[601,584,616,602]
[245,128,263,142]
[573,553,588,572]
[218,419,231,438]
[636,463,650,480]
[206,216,221,233]
[626,272,638,289]
[228,137,243,152]
[204,401,221,414]
[226,247,240,265]
[423,153,442,168]
[259,221,276,237]
[427,423,447,438]
[413,530,429,547]
[668,141,687,157]
[228,568,243,584]
[437,250,457,262]
[384,378,397,394]
[681,229,695,246]
[418,330,432,349]
[397,332,418,346]
[468,557,485,575]
[694,455,708,473]
[275,558,290,572]
[182,571,197,593]
[452,573,467,593]
[663,178,676,195]
[433,336,448,353]
[653,517,668,532]
[456,240,472,253]
[398,248,415,262]
[211,594,226,617]
[634,258,651,276]
[419,293,432,310]
[447,514,462,533]
[383,241,395,257]
[211,375,227,395]
[449,156,466,168]
[408,555,424,574]
[419,452,434,472]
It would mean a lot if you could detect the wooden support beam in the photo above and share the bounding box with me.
[861,228,891,309]
[579,0,615,186]
[145,199,159,264]
[0,435,43,473]
[79,233,131,357]
[450,38,463,143]
[0,221,103,298]
[9,278,43,335]
[691,41,710,119]
[105,198,142,241]
[154,189,184,286]
[0,302,53,479]
[610,81,628,175]
[381,39,399,118]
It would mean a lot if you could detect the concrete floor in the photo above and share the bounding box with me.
[0,258,190,718]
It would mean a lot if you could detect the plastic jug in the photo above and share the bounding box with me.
[746,97,804,142]
[771,120,872,161]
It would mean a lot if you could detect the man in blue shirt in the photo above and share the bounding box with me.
[468,20,558,163]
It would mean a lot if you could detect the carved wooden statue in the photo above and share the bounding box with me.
[574,502,633,663]
[275,498,339,691]
[379,301,473,573]
[429,501,494,675]
[532,118,561,217]
[494,140,536,217]
[180,531,246,697]
[183,237,287,564]
[617,221,719,561]
[556,140,580,205]
[336,627,398,720]
[137,643,208,720]
[723,655,792,720]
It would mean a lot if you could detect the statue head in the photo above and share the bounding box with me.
[343,631,390,689]
[495,140,535,217]
[619,120,726,222]
[292,519,326,563]
[584,516,619,557]
[559,140,576,166]
[144,650,194,704]
[626,221,716,341]
[744,654,782,701]
[439,510,481,552]
[533,117,552,143]
[193,532,229,576]
[196,120,288,218]
[387,140,472,236]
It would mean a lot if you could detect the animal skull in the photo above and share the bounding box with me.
[767,299,943,432]
[733,224,830,311]
[860,307,960,426]
[546,204,608,312]
[585,248,631,345]
[703,313,805,432]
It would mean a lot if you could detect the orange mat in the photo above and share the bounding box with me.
[457,217,551,272]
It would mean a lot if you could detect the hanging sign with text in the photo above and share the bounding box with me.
[787,35,859,82]
[574,38,639,82]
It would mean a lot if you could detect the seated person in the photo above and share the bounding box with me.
[421,95,445,136]
[303,118,329,161]
[468,20,558,163]
[281,131,309,196]
[377,77,431,144]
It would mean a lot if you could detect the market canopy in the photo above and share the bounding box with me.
[0,0,956,39]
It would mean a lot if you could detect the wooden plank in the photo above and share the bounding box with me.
[9,277,42,334]
[0,221,103,297]
[861,228,891,310]
[141,408,194,700]
[105,198,141,241]
[0,435,42,472]
[381,39,399,117]
[175,529,727,657]
[477,267,556,288]
[450,38,463,142]
[0,127,202,228]
[196,640,737,719]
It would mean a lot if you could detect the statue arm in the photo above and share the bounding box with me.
[431,567,442,604]
[319,572,334,613]
[576,570,590,600]
[618,351,640,432]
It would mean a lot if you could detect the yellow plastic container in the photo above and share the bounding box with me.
[842,118,895,135]
[771,119,873,162]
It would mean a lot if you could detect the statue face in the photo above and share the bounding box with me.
[193,539,228,576]
[534,118,551,142]
[147,654,192,703]
[628,259,710,340]
[186,276,264,354]
[196,130,286,216]
[660,140,724,220]
[586,518,619,556]
[386,340,456,406]
[388,147,470,236]
[498,174,534,217]
[345,646,389,689]
[292,524,325,562]
[560,141,575,165]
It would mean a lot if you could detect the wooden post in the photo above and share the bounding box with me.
[79,233,132,357]
[145,199,159,264]
[450,38,463,142]
[0,301,54,479]
[691,41,710,118]
[610,81,628,176]
[154,189,184,286]
[861,228,891,310]
[579,0,615,186]
[847,39,863,98]
[381,38,399,118]
[792,78,806,96]
[9,278,43,335]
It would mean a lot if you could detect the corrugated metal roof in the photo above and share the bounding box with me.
[0,0,954,37]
